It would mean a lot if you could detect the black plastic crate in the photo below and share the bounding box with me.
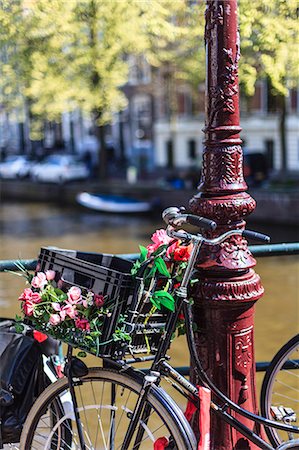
[36,247,136,355]
[35,247,170,358]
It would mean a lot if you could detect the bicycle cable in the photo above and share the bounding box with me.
[183,300,299,435]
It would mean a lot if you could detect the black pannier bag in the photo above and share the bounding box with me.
[0,318,59,446]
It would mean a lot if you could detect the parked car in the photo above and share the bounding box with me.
[0,155,33,179]
[31,154,89,183]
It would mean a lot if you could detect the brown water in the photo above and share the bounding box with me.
[0,202,298,405]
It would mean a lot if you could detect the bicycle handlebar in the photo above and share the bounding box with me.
[162,207,270,244]
[162,207,217,231]
[243,229,270,243]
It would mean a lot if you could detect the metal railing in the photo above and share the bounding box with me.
[1,242,298,374]
[1,242,299,273]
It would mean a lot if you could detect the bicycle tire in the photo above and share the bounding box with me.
[260,334,299,447]
[20,367,197,450]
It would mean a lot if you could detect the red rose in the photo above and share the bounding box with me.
[173,243,193,261]
[94,294,105,308]
[75,318,90,331]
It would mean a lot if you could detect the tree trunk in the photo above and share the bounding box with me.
[54,120,64,149]
[279,95,287,181]
[119,111,126,163]
[94,112,107,180]
[69,118,75,154]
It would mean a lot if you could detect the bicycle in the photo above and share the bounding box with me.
[18,206,299,450]
[261,334,299,447]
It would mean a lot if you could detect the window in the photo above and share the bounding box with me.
[264,139,274,170]
[188,139,197,160]
[128,55,151,85]
[131,94,152,141]
[166,140,174,168]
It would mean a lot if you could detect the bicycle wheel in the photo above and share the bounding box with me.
[20,367,197,450]
[260,334,299,447]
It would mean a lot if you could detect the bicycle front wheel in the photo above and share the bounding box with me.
[260,334,299,447]
[20,367,197,450]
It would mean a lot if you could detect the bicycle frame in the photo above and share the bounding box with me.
[65,225,299,450]
[120,229,299,449]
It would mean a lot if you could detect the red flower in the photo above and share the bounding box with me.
[75,318,90,331]
[23,300,34,316]
[94,294,105,308]
[31,292,42,303]
[173,243,193,261]
[19,288,33,301]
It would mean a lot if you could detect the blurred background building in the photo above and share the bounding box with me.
[1,58,298,181]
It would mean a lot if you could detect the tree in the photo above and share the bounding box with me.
[239,0,299,177]
[171,1,299,176]
[4,0,188,178]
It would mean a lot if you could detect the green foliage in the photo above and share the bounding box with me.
[238,0,299,97]
[163,1,298,100]
[0,0,296,140]
[0,0,189,134]
[151,290,175,312]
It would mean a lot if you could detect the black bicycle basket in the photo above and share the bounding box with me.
[35,247,169,358]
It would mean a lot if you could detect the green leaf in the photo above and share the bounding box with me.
[177,325,186,336]
[152,244,168,257]
[160,296,175,312]
[77,351,87,358]
[152,290,175,311]
[154,257,170,277]
[146,265,157,279]
[90,331,101,337]
[139,245,148,263]
[131,260,141,276]
[150,296,161,310]
[14,322,24,333]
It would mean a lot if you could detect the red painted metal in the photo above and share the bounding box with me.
[189,1,263,449]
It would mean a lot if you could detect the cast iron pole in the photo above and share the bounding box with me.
[190,1,263,449]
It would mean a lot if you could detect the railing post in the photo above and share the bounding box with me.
[189,1,263,448]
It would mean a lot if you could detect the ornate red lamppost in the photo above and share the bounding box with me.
[189,1,264,449]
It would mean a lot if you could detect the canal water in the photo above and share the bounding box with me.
[0,201,298,405]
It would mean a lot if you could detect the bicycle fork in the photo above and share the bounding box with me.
[121,371,160,450]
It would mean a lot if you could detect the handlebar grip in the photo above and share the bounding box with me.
[186,214,217,231]
[243,230,270,243]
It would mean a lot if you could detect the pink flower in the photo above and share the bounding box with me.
[19,288,41,304]
[166,241,179,259]
[57,280,64,289]
[23,300,34,316]
[82,299,88,308]
[52,302,61,312]
[31,272,47,289]
[75,318,90,331]
[94,294,105,308]
[59,310,67,321]
[147,229,172,256]
[62,302,77,319]
[31,292,42,304]
[19,288,33,301]
[49,314,61,325]
[46,270,56,281]
[67,286,82,304]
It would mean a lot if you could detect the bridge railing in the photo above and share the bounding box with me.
[1,242,298,374]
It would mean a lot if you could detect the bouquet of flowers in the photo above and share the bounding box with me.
[15,228,193,356]
[15,263,130,356]
[132,228,193,339]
